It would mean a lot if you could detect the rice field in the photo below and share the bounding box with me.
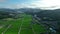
[0,14,46,34]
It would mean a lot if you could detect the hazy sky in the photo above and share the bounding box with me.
[0,0,60,10]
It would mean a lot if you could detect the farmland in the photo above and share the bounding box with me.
[0,14,46,34]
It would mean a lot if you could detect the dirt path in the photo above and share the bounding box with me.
[1,24,11,34]
[31,24,36,34]
[18,18,24,34]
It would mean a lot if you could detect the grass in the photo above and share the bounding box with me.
[0,14,46,34]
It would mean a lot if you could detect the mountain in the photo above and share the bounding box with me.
[36,9,60,20]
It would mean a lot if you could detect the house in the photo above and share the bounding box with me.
[32,9,60,34]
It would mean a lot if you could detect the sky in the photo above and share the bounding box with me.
[0,0,60,10]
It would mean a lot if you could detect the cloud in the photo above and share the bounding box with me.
[4,3,37,9]
[2,0,60,10]
[29,0,60,10]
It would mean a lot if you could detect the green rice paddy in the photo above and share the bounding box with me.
[0,14,46,34]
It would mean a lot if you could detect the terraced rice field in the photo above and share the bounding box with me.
[0,14,46,34]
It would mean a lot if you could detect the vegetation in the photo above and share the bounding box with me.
[0,14,46,34]
[0,8,60,34]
